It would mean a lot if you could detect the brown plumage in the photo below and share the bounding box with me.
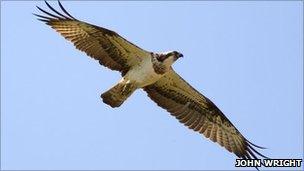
[34,1,268,168]
[101,81,137,107]
[144,69,268,162]
[34,1,149,76]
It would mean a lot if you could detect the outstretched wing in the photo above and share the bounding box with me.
[34,1,150,75]
[144,69,268,161]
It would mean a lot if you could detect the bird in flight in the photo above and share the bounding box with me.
[35,1,268,166]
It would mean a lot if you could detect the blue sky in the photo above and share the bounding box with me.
[1,1,303,170]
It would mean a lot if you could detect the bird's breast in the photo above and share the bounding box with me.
[124,58,163,88]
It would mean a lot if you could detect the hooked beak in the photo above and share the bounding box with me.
[177,53,184,58]
[173,53,183,61]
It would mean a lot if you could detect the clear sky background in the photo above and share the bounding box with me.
[1,1,303,170]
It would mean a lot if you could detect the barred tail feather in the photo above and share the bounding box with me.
[101,82,137,108]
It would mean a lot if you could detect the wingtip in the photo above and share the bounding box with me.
[37,18,49,23]
[246,139,267,149]
[36,5,42,11]
[57,0,76,20]
[33,13,46,22]
[44,0,50,7]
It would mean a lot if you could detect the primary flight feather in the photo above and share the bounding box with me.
[34,1,268,166]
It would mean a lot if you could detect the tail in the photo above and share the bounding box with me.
[101,82,137,108]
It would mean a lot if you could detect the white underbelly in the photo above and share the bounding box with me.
[124,59,163,87]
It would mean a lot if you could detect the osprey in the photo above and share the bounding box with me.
[35,1,268,166]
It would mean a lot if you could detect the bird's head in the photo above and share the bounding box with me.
[156,51,183,66]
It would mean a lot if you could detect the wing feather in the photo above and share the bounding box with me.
[144,69,268,160]
[34,1,149,75]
